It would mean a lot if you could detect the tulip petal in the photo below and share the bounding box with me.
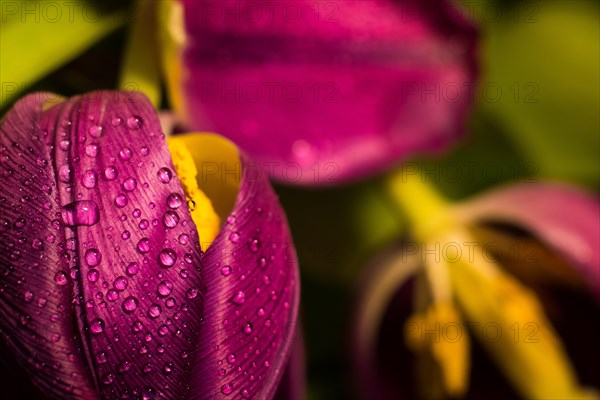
[186,150,300,398]
[36,91,211,399]
[168,0,478,184]
[274,328,306,400]
[0,93,99,398]
[456,182,600,297]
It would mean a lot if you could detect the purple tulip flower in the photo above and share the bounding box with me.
[159,0,478,184]
[0,91,300,399]
[353,177,600,399]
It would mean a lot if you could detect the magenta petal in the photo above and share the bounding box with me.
[274,328,306,400]
[457,182,600,297]
[38,91,208,399]
[177,0,478,184]
[187,154,300,399]
[0,94,99,398]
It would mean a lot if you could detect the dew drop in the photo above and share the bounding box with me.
[231,291,245,305]
[148,304,162,319]
[85,143,100,157]
[59,139,71,151]
[229,232,240,243]
[58,164,73,183]
[90,318,105,334]
[104,165,118,180]
[178,234,189,245]
[221,384,233,395]
[126,116,142,130]
[89,125,103,138]
[227,354,236,364]
[221,265,232,276]
[114,276,128,291]
[122,177,137,192]
[158,248,177,268]
[106,289,118,302]
[126,262,140,276]
[248,238,260,253]
[85,248,102,266]
[54,271,68,286]
[119,148,133,161]
[163,211,179,228]
[167,193,183,209]
[137,238,150,253]
[122,296,138,313]
[157,168,172,183]
[186,288,199,299]
[82,170,97,188]
[61,200,100,226]
[87,269,99,282]
[157,280,173,297]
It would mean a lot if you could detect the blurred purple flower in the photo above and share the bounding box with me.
[353,179,600,399]
[0,91,300,399]
[160,0,478,184]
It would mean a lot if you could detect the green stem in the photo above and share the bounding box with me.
[385,165,454,242]
[119,0,161,108]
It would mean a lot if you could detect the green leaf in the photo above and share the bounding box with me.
[0,0,126,107]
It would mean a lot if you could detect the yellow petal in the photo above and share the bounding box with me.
[167,134,240,250]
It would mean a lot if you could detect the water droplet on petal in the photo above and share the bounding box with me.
[229,232,240,243]
[58,164,73,183]
[82,170,97,188]
[114,194,128,208]
[157,168,172,183]
[89,125,103,137]
[221,384,233,395]
[163,211,179,228]
[85,143,100,157]
[231,291,245,305]
[157,281,173,297]
[54,271,69,286]
[126,262,140,276]
[122,296,138,313]
[90,318,105,334]
[158,248,177,268]
[85,248,102,266]
[104,165,118,180]
[148,304,162,318]
[126,116,142,130]
[61,200,99,226]
[119,148,133,161]
[122,177,137,191]
[137,238,150,253]
[221,265,232,276]
[167,193,183,209]
[114,276,128,291]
